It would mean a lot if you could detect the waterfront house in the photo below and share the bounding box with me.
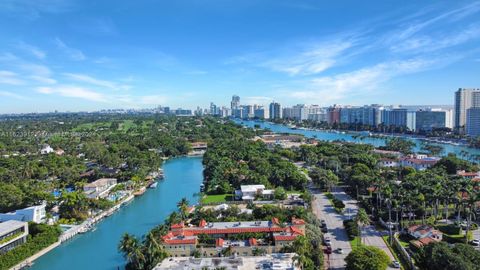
[0,202,46,223]
[377,158,399,168]
[83,178,117,199]
[161,217,305,257]
[234,185,274,201]
[457,170,480,179]
[400,154,440,171]
[0,220,28,254]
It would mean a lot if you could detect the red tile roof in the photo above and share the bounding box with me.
[216,238,224,247]
[171,222,185,229]
[272,217,280,225]
[289,226,304,236]
[199,219,207,228]
[163,238,197,245]
[292,217,305,225]
[249,238,258,246]
[274,235,298,241]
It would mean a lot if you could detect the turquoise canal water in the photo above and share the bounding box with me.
[237,120,480,160]
[30,156,203,270]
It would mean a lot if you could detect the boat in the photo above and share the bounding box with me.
[149,182,158,188]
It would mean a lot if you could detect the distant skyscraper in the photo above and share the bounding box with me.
[210,102,218,115]
[466,108,480,137]
[454,88,480,133]
[269,102,282,120]
[327,105,341,124]
[230,95,240,113]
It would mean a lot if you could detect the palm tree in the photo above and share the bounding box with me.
[355,208,370,246]
[118,233,145,270]
[177,197,189,220]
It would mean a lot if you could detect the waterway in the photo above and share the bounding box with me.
[30,156,203,270]
[237,120,480,161]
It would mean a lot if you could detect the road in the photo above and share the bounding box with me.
[311,186,396,269]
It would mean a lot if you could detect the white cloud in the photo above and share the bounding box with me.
[0,90,25,99]
[286,57,452,104]
[0,70,24,85]
[263,40,354,76]
[17,41,46,59]
[54,38,86,61]
[35,85,106,102]
[63,73,130,90]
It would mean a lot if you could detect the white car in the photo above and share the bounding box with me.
[324,237,331,246]
[470,239,480,246]
[391,260,401,268]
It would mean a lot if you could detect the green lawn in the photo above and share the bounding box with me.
[201,194,233,204]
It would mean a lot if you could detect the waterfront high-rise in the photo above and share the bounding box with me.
[269,102,282,120]
[466,108,480,137]
[454,88,480,133]
[230,95,240,113]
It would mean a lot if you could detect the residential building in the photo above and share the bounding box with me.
[327,105,341,124]
[291,104,308,121]
[382,108,416,131]
[377,158,399,168]
[415,109,450,132]
[253,106,267,119]
[269,102,282,120]
[339,105,378,126]
[307,105,326,122]
[466,108,480,137]
[231,95,240,113]
[282,107,295,120]
[407,225,442,240]
[399,155,440,170]
[454,88,480,133]
[161,217,306,257]
[83,178,117,199]
[235,185,273,201]
[456,170,480,179]
[0,220,28,254]
[0,202,46,223]
[154,253,298,270]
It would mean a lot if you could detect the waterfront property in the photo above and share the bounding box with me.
[154,253,298,270]
[0,220,28,254]
[0,202,47,223]
[234,185,274,201]
[161,217,305,257]
[399,154,440,170]
[83,178,117,199]
[457,170,480,179]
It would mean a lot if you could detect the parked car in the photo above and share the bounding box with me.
[390,260,401,268]
[323,236,331,246]
[320,220,326,228]
[470,239,480,246]
[321,226,328,233]
[336,248,344,254]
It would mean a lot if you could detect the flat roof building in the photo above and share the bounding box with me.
[0,220,28,254]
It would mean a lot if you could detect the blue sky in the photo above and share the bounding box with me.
[0,0,479,113]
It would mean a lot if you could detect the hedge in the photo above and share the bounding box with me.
[436,224,461,235]
[0,223,61,270]
[343,219,359,240]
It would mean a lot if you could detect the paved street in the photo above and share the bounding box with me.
[311,186,396,269]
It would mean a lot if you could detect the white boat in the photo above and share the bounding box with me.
[149,182,158,188]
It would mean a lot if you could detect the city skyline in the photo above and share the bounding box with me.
[1,0,480,113]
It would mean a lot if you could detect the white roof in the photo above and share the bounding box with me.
[240,185,265,193]
[0,220,27,235]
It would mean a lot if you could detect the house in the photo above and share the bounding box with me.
[0,220,28,254]
[83,178,117,199]
[407,225,442,241]
[235,185,274,201]
[161,217,305,257]
[457,170,480,179]
[400,155,440,171]
[40,145,54,155]
[377,158,399,168]
[0,202,47,223]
